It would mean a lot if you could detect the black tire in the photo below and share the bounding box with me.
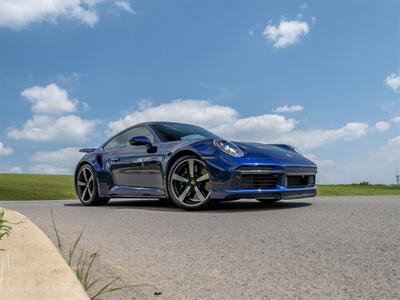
[167,155,214,210]
[75,164,110,206]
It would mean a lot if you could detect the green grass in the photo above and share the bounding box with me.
[318,184,400,196]
[1,174,400,200]
[0,173,77,200]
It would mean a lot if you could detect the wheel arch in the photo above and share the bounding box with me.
[166,150,202,176]
[74,160,93,180]
[164,150,202,194]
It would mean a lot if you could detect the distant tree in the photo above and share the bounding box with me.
[359,181,370,186]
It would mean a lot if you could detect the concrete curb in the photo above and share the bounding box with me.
[0,207,89,300]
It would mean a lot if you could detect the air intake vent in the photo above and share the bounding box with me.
[286,175,314,187]
[239,174,280,189]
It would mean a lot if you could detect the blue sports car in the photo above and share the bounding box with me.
[75,122,317,210]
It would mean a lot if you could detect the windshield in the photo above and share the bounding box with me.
[150,123,219,142]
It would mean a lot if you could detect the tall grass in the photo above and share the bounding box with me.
[50,208,126,300]
[0,210,12,240]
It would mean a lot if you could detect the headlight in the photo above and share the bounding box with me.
[214,140,244,157]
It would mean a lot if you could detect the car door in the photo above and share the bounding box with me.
[103,126,164,195]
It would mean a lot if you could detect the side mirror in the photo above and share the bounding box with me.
[129,136,152,146]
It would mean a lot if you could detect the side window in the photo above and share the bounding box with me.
[103,126,156,150]
[103,133,126,150]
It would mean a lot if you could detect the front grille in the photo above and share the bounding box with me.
[237,165,283,172]
[284,166,317,175]
[286,175,315,187]
[239,174,280,189]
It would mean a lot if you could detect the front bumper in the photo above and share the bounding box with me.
[213,186,317,200]
[206,158,318,200]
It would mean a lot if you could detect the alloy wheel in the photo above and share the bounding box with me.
[170,158,211,206]
[77,166,95,202]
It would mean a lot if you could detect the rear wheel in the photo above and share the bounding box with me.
[76,164,109,206]
[167,155,213,210]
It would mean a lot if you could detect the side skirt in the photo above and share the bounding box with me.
[108,186,165,198]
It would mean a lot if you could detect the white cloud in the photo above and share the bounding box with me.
[271,122,369,150]
[7,115,97,142]
[30,147,84,174]
[263,19,310,48]
[304,153,334,167]
[56,72,82,84]
[385,73,400,93]
[108,99,238,133]
[374,121,391,133]
[0,0,100,29]
[108,99,367,150]
[9,166,22,174]
[0,0,133,29]
[391,116,400,124]
[387,136,400,146]
[115,0,133,13]
[9,83,97,143]
[0,142,13,156]
[216,114,296,142]
[273,104,304,113]
[21,83,77,115]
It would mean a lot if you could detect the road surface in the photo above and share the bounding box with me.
[2,196,400,299]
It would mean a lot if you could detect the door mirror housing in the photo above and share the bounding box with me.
[129,136,152,147]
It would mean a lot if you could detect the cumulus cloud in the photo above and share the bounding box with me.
[9,83,97,143]
[304,153,335,167]
[273,104,304,113]
[7,115,97,142]
[391,116,400,124]
[0,0,133,29]
[108,99,367,150]
[385,73,400,93]
[108,99,238,133]
[30,147,84,174]
[9,166,22,174]
[21,83,77,115]
[263,19,310,48]
[274,122,368,150]
[115,0,134,13]
[0,142,13,156]
[0,0,99,29]
[374,121,391,133]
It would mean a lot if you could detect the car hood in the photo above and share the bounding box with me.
[234,142,316,165]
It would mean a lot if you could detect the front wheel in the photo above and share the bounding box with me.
[167,155,213,210]
[76,164,109,206]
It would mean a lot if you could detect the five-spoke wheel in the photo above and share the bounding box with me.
[168,155,213,210]
[76,164,109,206]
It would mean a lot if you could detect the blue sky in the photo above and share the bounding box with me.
[0,0,399,183]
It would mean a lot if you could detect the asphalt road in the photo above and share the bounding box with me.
[2,196,400,300]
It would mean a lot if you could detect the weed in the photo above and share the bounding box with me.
[50,208,127,299]
[0,210,12,240]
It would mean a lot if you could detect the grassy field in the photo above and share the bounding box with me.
[0,174,400,200]
[317,184,400,196]
[0,174,77,200]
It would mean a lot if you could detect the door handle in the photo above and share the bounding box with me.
[111,158,120,163]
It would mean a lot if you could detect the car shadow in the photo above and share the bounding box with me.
[64,199,311,213]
